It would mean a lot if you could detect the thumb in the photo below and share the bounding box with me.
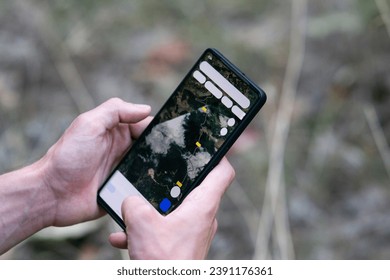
[109,231,127,249]
[108,195,151,250]
[92,98,151,130]
[121,195,156,230]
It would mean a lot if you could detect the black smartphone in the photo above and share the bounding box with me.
[97,48,266,229]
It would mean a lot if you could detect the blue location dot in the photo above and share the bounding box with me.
[159,198,172,213]
[107,183,116,193]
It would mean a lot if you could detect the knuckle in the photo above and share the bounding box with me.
[77,112,101,132]
[226,163,236,183]
[200,200,219,218]
[107,97,124,105]
[73,112,91,127]
[213,219,219,233]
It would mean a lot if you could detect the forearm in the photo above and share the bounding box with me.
[0,158,55,254]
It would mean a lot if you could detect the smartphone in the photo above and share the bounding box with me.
[97,48,266,229]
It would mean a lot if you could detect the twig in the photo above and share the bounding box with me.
[226,180,261,244]
[363,103,390,182]
[13,0,96,113]
[274,179,295,259]
[254,0,307,259]
[375,0,390,38]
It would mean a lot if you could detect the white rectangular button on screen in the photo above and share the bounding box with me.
[193,70,206,84]
[232,105,246,120]
[205,81,223,99]
[100,170,144,219]
[200,61,250,109]
[221,96,233,108]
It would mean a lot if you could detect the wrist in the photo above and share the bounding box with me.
[12,158,57,230]
[27,156,58,228]
[0,157,56,254]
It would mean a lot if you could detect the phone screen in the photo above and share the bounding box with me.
[98,49,266,227]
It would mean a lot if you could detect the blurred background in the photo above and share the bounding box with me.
[0,0,389,259]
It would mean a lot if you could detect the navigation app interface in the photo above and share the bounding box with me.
[100,50,261,216]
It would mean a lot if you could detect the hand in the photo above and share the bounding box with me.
[109,157,235,259]
[42,98,151,227]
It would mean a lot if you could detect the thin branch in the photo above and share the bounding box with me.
[375,0,390,38]
[274,179,295,259]
[363,103,390,182]
[254,0,307,259]
[14,0,96,113]
[226,180,261,244]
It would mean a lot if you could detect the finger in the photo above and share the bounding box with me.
[129,116,153,139]
[121,195,156,228]
[109,231,128,249]
[91,98,151,130]
[187,157,235,203]
[175,157,234,219]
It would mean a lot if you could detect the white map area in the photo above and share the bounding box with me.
[145,114,187,154]
[184,151,212,180]
[145,111,212,180]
